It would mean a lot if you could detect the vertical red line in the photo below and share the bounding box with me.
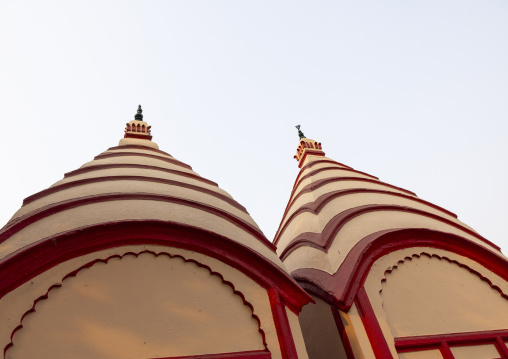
[496,337,508,358]
[355,287,393,358]
[439,342,454,359]
[268,288,299,359]
[331,306,356,359]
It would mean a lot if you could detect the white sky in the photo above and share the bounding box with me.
[1,1,507,254]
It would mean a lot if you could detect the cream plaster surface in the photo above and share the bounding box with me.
[398,350,443,359]
[362,248,508,358]
[50,167,228,197]
[7,252,266,359]
[78,156,196,174]
[104,148,172,158]
[0,200,281,266]
[342,303,376,359]
[327,211,502,273]
[378,254,508,337]
[276,192,465,254]
[0,245,284,359]
[292,169,376,196]
[118,138,159,149]
[282,181,412,227]
[13,180,254,225]
[450,344,500,359]
[280,245,332,274]
[284,307,309,359]
[298,295,347,359]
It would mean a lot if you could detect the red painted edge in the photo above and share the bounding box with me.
[279,204,496,261]
[154,350,271,359]
[21,175,246,213]
[274,177,417,245]
[94,152,192,170]
[0,193,272,251]
[4,250,270,358]
[331,307,356,359]
[299,159,353,173]
[107,144,171,157]
[268,289,300,359]
[0,220,312,312]
[274,188,457,243]
[439,342,454,359]
[124,132,153,140]
[290,228,508,310]
[496,337,508,358]
[395,329,508,350]
[297,149,325,168]
[63,163,217,186]
[355,287,393,358]
[293,166,379,193]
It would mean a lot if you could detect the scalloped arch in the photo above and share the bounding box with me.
[4,250,269,358]
[379,252,508,301]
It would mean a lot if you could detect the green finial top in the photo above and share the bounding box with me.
[295,125,306,139]
[134,105,143,121]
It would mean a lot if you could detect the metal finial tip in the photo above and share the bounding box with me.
[134,105,143,121]
[295,125,306,139]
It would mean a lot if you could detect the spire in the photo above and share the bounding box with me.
[134,105,143,121]
[123,105,152,141]
[293,134,325,168]
[295,125,306,139]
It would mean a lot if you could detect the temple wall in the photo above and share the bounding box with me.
[0,245,284,359]
[363,247,508,357]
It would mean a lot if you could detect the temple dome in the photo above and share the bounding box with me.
[0,109,281,268]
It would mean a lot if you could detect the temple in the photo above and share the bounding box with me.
[0,107,507,359]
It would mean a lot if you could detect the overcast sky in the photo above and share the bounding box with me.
[1,1,507,255]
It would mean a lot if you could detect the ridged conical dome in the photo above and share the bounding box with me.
[275,136,505,303]
[0,111,281,267]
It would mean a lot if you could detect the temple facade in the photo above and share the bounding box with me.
[0,107,507,359]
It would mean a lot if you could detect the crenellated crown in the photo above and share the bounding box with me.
[124,105,152,140]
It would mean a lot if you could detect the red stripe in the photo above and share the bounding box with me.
[0,193,272,251]
[279,204,496,261]
[94,152,192,170]
[21,175,246,212]
[395,329,508,349]
[439,342,454,359]
[355,288,393,358]
[293,166,379,193]
[107,144,172,157]
[5,250,270,359]
[63,163,217,186]
[274,188,457,243]
[268,290,300,359]
[274,177,416,245]
[154,350,271,359]
[290,228,508,310]
[332,307,356,359]
[0,220,312,312]
[299,159,353,172]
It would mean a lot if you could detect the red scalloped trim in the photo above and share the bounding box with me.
[4,250,269,358]
[290,228,508,310]
[379,252,508,302]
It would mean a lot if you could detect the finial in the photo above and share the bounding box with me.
[134,105,143,121]
[295,125,306,139]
